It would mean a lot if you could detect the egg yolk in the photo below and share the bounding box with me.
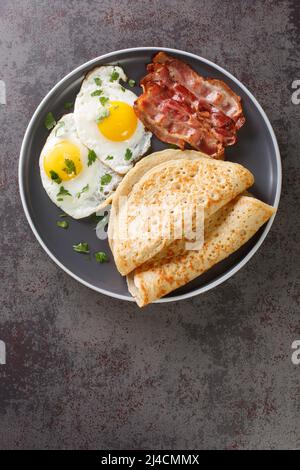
[98,100,137,141]
[44,141,82,182]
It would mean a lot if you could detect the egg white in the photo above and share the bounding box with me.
[39,113,122,219]
[74,66,152,174]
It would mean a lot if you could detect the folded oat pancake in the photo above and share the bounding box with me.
[108,149,254,275]
[127,195,275,307]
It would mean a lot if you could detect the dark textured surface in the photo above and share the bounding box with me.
[0,0,299,450]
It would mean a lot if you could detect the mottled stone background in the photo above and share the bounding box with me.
[0,0,299,450]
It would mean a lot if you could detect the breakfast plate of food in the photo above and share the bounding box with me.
[19,47,281,306]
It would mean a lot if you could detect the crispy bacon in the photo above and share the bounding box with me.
[134,52,245,157]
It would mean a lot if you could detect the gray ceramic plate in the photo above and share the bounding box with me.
[19,47,281,303]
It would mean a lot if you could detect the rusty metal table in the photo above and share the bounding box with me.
[0,0,299,449]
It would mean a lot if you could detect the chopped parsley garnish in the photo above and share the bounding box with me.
[57,186,71,199]
[121,86,125,92]
[55,121,65,136]
[88,149,97,166]
[105,155,114,160]
[99,96,109,106]
[95,251,109,263]
[57,220,69,229]
[91,89,103,97]
[90,213,105,224]
[73,242,90,254]
[94,77,102,86]
[63,158,76,175]
[63,102,73,110]
[90,213,103,223]
[44,112,56,130]
[100,173,112,186]
[110,69,119,82]
[96,108,110,123]
[169,144,179,149]
[128,79,136,87]
[77,184,89,198]
[124,148,133,161]
[59,213,67,217]
[50,170,62,184]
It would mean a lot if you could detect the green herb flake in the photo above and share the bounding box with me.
[63,158,76,175]
[63,102,73,110]
[77,184,89,198]
[73,242,90,254]
[99,96,109,106]
[90,213,103,223]
[57,220,69,229]
[95,251,109,263]
[50,170,62,184]
[57,186,71,199]
[121,86,126,92]
[91,89,103,97]
[96,108,110,123]
[94,77,102,86]
[105,155,114,160]
[128,79,136,87]
[110,69,119,82]
[44,112,56,130]
[88,149,97,166]
[59,213,67,217]
[100,173,112,186]
[169,144,179,149]
[124,148,133,161]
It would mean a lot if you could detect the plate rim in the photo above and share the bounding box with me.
[18,46,282,304]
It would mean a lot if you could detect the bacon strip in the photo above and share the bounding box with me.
[134,52,245,157]
[151,52,245,128]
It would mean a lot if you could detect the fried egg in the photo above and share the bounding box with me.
[74,66,152,174]
[39,113,122,219]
